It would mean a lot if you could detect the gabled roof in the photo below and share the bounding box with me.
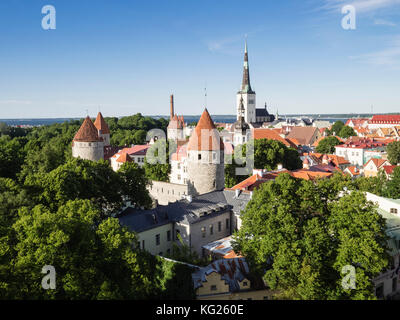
[94,112,110,134]
[364,158,389,169]
[286,126,319,146]
[187,108,224,151]
[116,152,133,163]
[120,144,150,156]
[73,116,103,142]
[252,128,297,148]
[344,166,361,177]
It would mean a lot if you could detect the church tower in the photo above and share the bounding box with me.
[237,40,256,123]
[186,108,225,196]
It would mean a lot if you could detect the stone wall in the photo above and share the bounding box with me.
[187,150,224,196]
[72,141,104,161]
[148,181,189,205]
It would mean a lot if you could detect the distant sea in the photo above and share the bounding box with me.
[0,113,395,127]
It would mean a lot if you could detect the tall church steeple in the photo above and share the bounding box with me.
[237,39,256,123]
[240,40,254,94]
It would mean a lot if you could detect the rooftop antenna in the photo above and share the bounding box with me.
[204,84,207,108]
[85,109,89,117]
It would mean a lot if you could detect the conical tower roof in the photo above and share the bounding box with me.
[73,116,103,142]
[187,108,224,151]
[94,112,110,134]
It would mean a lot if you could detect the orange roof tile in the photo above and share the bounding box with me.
[187,108,224,151]
[116,152,133,163]
[73,116,103,142]
[253,128,292,147]
[94,112,110,134]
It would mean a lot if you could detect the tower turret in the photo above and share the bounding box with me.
[186,108,224,195]
[94,112,110,146]
[72,116,104,161]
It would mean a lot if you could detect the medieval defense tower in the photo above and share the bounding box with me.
[186,108,225,196]
[72,113,109,161]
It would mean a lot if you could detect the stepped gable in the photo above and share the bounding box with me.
[187,108,224,151]
[73,116,103,142]
[94,112,110,134]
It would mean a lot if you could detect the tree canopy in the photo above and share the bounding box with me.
[387,141,400,166]
[233,173,390,300]
[316,136,343,154]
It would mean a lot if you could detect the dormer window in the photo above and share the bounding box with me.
[390,208,398,214]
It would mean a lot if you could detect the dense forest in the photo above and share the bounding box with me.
[0,114,195,299]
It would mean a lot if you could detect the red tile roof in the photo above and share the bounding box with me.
[187,108,224,151]
[286,126,319,146]
[73,116,103,142]
[94,112,110,134]
[252,128,296,148]
[383,165,397,175]
[370,115,400,124]
[116,152,133,163]
[120,144,150,156]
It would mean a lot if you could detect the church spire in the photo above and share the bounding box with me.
[241,39,253,94]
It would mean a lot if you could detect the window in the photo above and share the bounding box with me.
[376,283,384,299]
[218,221,222,232]
[178,174,181,180]
[176,229,180,240]
[198,154,201,160]
[167,249,170,255]
[177,163,181,170]
[155,234,160,246]
[210,285,217,291]
[209,224,213,235]
[167,230,171,241]
[390,208,398,214]
[159,252,163,256]
[226,218,230,230]
[243,281,248,287]
[263,296,269,300]
[213,152,216,160]
[142,240,145,250]
[201,227,206,238]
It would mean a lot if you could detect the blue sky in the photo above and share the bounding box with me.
[0,0,399,118]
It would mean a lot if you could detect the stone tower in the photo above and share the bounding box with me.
[72,116,104,161]
[94,112,110,146]
[186,108,224,195]
[237,40,256,123]
[167,94,185,141]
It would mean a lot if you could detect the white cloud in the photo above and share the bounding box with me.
[350,36,400,66]
[321,0,400,13]
[374,18,397,26]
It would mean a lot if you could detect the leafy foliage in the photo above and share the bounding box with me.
[316,136,343,154]
[387,141,400,165]
[233,173,390,300]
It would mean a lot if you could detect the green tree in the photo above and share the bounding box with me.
[2,199,162,299]
[387,141,400,165]
[0,136,26,179]
[118,162,153,209]
[233,173,390,300]
[143,139,171,182]
[384,167,400,199]
[327,121,344,136]
[338,126,356,139]
[316,136,343,154]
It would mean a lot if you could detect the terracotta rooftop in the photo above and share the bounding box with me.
[364,158,389,169]
[370,115,400,123]
[73,116,103,142]
[116,152,133,163]
[383,165,398,175]
[187,108,224,151]
[94,112,110,134]
[252,128,297,148]
[286,126,319,146]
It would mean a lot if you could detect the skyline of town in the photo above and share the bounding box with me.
[0,0,399,118]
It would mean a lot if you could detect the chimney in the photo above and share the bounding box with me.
[170,94,174,120]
